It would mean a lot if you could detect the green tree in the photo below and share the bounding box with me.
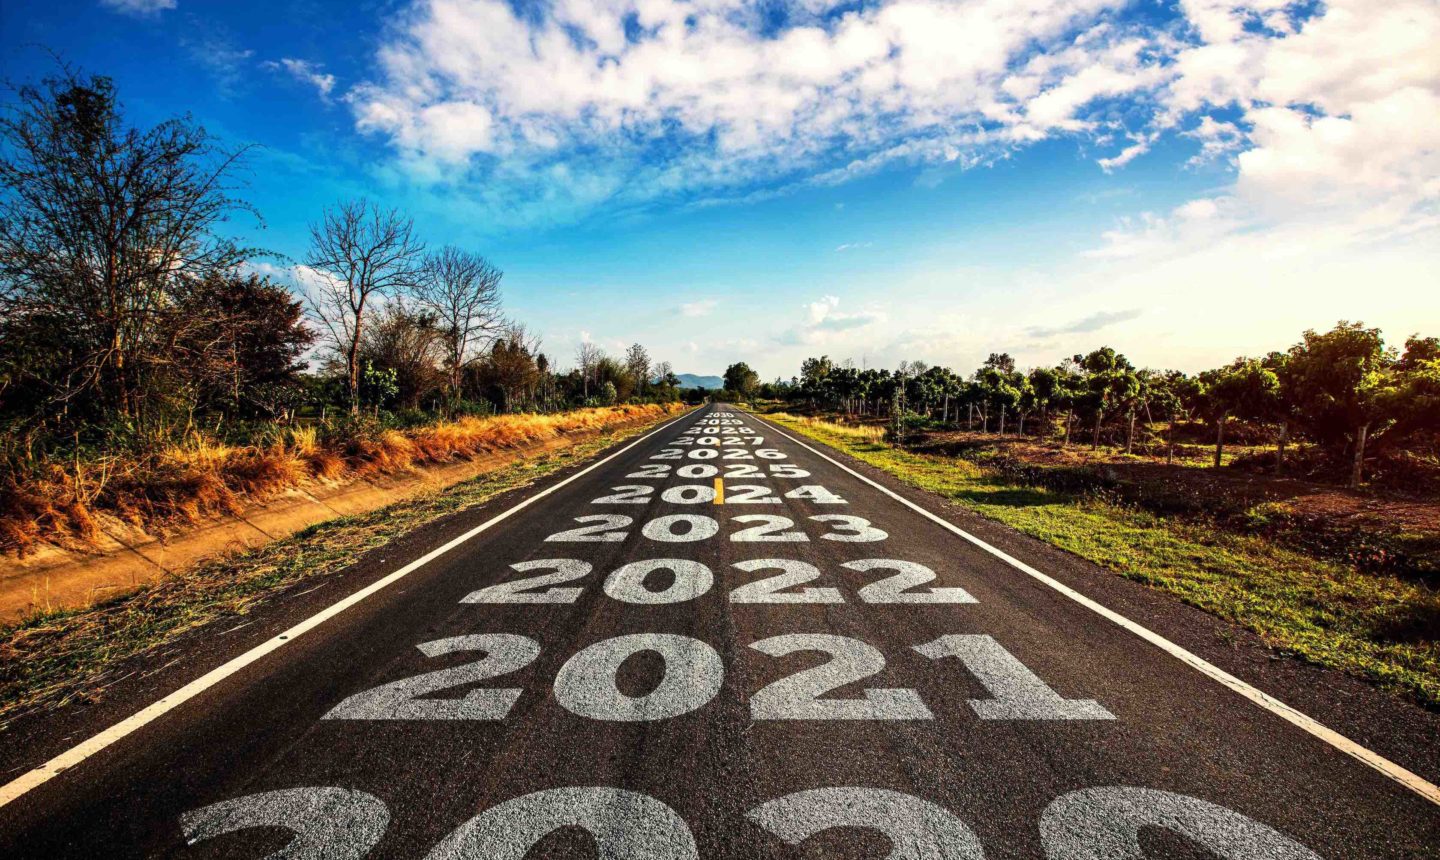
[1283,322,1391,486]
[1077,347,1138,449]
[1203,358,1279,468]
[723,362,760,401]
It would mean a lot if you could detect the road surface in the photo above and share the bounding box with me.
[1,404,1437,857]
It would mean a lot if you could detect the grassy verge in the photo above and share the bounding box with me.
[0,411,683,729]
[767,413,1440,708]
[2,403,682,556]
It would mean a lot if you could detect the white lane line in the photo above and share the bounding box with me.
[0,409,701,809]
[748,411,1440,808]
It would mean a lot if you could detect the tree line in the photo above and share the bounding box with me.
[0,66,698,467]
[738,324,1438,488]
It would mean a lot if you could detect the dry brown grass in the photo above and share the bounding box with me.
[769,413,886,444]
[0,403,684,556]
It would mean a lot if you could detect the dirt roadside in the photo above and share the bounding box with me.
[0,415,678,622]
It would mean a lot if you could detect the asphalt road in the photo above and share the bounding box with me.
[1,403,1438,858]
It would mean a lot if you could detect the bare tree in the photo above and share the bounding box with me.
[575,341,603,399]
[624,342,650,399]
[413,246,503,410]
[305,199,424,413]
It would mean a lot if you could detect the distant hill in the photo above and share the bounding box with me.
[676,373,724,389]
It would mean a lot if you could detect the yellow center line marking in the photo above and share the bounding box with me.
[713,477,725,505]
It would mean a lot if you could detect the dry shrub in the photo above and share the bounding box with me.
[288,425,319,453]
[0,468,99,554]
[304,449,345,480]
[225,447,306,497]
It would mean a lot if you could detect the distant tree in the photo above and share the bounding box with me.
[1027,366,1061,428]
[799,355,834,406]
[0,65,258,427]
[589,354,629,404]
[358,298,444,410]
[983,352,1016,375]
[1146,370,1193,464]
[177,272,315,419]
[575,341,603,399]
[724,362,761,401]
[973,366,1021,434]
[1282,322,1393,486]
[305,199,425,414]
[414,246,503,410]
[624,343,651,400]
[1077,347,1138,448]
[1203,358,1279,468]
[480,325,544,411]
[650,360,681,401]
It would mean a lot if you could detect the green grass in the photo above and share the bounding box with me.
[769,414,1440,708]
[0,416,677,729]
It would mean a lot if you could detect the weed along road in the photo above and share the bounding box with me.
[1,404,1437,858]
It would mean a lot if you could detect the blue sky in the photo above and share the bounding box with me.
[3,0,1436,379]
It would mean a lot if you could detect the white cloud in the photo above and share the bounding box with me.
[1024,309,1142,339]
[265,58,337,101]
[679,299,718,318]
[779,295,887,345]
[1184,115,1245,166]
[99,0,175,16]
[181,30,254,95]
[1087,0,1440,271]
[349,0,1159,211]
[337,0,1440,250]
[835,242,873,252]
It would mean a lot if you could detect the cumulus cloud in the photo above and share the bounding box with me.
[265,58,337,101]
[1086,0,1440,259]
[341,0,1439,252]
[99,0,175,16]
[349,0,1163,214]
